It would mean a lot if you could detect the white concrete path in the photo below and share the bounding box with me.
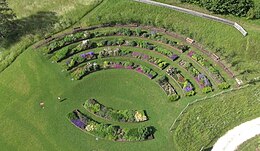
[212,117,260,151]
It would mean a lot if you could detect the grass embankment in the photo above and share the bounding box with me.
[0,0,103,72]
[173,83,260,150]
[82,0,260,79]
[237,135,260,151]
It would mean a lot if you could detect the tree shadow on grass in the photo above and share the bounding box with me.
[0,11,59,48]
[202,146,213,151]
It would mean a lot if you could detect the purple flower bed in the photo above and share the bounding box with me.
[170,54,179,61]
[195,77,205,88]
[71,119,85,129]
[148,74,154,79]
[143,54,149,60]
[132,52,141,57]
[126,66,133,69]
[112,64,123,69]
[197,74,211,87]
[187,51,195,57]
[136,67,143,73]
[80,52,95,58]
[184,86,193,92]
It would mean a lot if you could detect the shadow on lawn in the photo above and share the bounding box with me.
[202,147,213,151]
[0,11,58,48]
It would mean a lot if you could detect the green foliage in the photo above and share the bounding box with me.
[83,99,147,122]
[168,94,180,102]
[218,82,230,90]
[179,0,254,17]
[185,90,195,96]
[0,0,16,37]
[202,86,213,93]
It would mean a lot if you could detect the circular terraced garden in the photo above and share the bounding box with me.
[38,24,235,143]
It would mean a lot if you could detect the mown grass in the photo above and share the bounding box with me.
[237,135,260,151]
[0,47,189,151]
[172,83,260,150]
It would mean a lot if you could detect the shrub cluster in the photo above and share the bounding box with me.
[179,59,212,90]
[68,110,154,141]
[166,67,195,96]
[157,76,180,101]
[179,0,254,17]
[83,99,148,122]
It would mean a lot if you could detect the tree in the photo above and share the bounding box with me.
[0,0,16,38]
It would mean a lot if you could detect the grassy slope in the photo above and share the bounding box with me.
[83,0,260,79]
[0,0,102,72]
[237,135,260,151]
[173,83,260,150]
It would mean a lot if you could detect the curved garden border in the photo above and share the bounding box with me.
[68,109,155,142]
[51,36,217,91]
[39,24,235,80]
[83,98,148,123]
[44,27,230,88]
[211,117,260,151]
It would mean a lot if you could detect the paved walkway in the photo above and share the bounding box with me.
[212,117,260,151]
[133,0,247,36]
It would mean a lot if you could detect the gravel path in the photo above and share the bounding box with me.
[212,117,260,151]
[132,0,247,36]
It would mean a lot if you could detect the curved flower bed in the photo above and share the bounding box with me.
[179,59,213,93]
[83,99,148,123]
[166,67,195,96]
[63,47,169,71]
[157,76,180,101]
[45,26,189,54]
[70,61,158,80]
[187,50,230,89]
[49,37,178,67]
[68,109,155,141]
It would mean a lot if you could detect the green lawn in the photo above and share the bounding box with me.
[237,135,260,151]
[0,47,188,150]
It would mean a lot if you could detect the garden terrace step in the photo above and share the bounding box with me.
[47,35,223,88]
[70,60,158,80]
[166,67,196,96]
[41,24,235,82]
[157,76,180,102]
[83,98,148,123]
[68,109,155,141]
[178,59,213,93]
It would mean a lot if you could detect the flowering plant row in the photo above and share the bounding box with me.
[83,99,148,123]
[157,76,180,101]
[131,52,168,69]
[71,62,100,80]
[187,51,226,83]
[46,26,188,55]
[179,60,213,93]
[116,28,189,52]
[103,61,158,79]
[48,32,89,53]
[71,61,158,80]
[68,110,155,141]
[166,67,195,96]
